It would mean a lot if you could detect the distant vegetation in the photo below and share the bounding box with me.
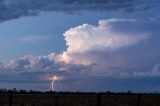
[0,88,160,95]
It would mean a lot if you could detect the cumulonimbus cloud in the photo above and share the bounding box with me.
[61,19,150,65]
[0,0,159,22]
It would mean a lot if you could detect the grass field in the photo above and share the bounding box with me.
[0,93,160,106]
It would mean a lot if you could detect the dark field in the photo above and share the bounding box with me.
[0,93,160,106]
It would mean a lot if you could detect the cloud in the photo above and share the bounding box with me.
[0,52,94,90]
[65,19,149,52]
[61,19,150,64]
[133,64,160,77]
[21,35,50,43]
[0,0,159,22]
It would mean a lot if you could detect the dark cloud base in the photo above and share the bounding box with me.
[0,0,159,22]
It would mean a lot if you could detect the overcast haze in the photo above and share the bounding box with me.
[0,0,160,92]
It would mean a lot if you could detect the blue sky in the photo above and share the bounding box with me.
[0,0,160,92]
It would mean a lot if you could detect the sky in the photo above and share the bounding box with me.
[0,0,160,92]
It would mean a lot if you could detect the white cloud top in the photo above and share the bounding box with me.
[62,19,150,64]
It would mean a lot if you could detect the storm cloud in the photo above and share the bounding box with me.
[0,0,159,22]
[61,19,150,65]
